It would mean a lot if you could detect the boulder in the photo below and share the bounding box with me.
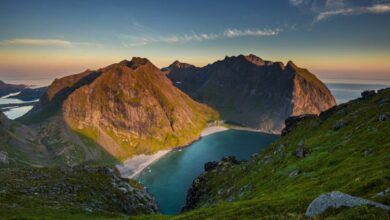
[0,152,9,165]
[379,112,389,121]
[221,156,241,165]
[305,191,390,217]
[204,161,218,172]
[332,120,345,130]
[295,140,309,158]
[361,90,376,99]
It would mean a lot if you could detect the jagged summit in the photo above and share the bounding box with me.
[285,60,299,70]
[221,54,274,66]
[162,60,195,72]
[118,57,155,69]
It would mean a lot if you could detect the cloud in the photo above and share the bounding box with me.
[0,38,103,47]
[223,28,281,38]
[289,0,305,6]
[315,3,390,21]
[124,28,281,47]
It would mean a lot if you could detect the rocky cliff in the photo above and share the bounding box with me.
[20,57,218,161]
[165,54,336,133]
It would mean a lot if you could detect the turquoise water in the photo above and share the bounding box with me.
[137,130,278,214]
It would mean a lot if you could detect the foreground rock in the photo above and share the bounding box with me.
[305,191,390,217]
[0,167,159,215]
[165,54,336,133]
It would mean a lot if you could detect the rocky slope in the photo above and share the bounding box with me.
[19,57,217,161]
[165,54,336,133]
[0,166,159,218]
[0,80,27,97]
[178,88,390,219]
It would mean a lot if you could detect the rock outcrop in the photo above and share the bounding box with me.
[305,191,390,217]
[165,55,336,133]
[183,156,242,211]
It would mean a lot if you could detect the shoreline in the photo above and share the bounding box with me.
[116,149,172,179]
[116,125,278,179]
[117,126,230,179]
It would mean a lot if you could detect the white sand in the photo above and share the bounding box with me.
[116,149,171,179]
[201,126,229,137]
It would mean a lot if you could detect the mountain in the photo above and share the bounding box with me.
[161,60,195,72]
[19,57,218,161]
[7,86,48,101]
[165,54,336,133]
[179,88,390,219]
[0,80,27,97]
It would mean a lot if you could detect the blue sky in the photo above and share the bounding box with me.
[0,0,390,82]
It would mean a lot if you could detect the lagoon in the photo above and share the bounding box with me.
[137,130,278,214]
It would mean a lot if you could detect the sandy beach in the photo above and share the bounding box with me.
[117,126,231,179]
[200,126,229,137]
[116,149,171,179]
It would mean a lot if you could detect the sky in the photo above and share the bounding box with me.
[0,0,390,84]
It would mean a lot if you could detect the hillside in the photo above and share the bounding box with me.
[0,111,116,167]
[7,86,48,101]
[175,88,390,219]
[165,55,336,133]
[0,80,27,97]
[19,57,218,161]
[0,166,159,218]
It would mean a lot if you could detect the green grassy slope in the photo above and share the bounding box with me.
[172,88,390,219]
[0,167,159,219]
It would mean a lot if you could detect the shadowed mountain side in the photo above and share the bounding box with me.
[0,80,27,97]
[7,86,48,101]
[165,54,336,133]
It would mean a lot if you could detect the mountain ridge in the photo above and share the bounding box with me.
[165,54,336,133]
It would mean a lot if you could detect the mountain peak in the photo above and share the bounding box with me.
[243,54,265,65]
[223,54,273,66]
[119,57,154,69]
[170,60,194,69]
[286,60,299,70]
[162,60,195,72]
